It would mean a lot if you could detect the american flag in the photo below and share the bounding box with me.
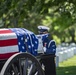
[0,28,38,60]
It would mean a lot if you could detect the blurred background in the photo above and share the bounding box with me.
[1,0,76,75]
[0,0,76,45]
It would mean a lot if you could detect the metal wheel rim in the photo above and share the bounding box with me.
[0,52,44,75]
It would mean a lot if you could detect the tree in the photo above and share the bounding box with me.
[0,0,76,43]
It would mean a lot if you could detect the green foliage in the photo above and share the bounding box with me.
[56,55,76,75]
[0,0,76,43]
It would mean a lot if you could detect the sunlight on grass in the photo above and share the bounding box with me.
[56,55,76,75]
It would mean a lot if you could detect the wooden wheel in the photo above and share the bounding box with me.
[0,52,44,75]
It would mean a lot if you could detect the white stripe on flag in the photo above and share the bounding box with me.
[0,33,17,40]
[0,28,9,31]
[0,45,19,54]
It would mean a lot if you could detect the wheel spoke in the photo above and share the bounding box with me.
[28,63,35,75]
[19,59,23,75]
[12,64,18,75]
[23,58,28,75]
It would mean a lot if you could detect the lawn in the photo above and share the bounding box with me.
[56,55,76,75]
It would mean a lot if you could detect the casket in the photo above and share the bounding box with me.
[0,28,38,59]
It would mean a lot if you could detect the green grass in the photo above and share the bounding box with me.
[56,55,76,75]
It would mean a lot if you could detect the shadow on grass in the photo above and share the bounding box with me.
[56,66,76,75]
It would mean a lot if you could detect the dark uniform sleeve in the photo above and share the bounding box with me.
[43,37,56,55]
[46,40,56,54]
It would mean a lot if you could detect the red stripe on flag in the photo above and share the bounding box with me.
[0,52,18,60]
[0,39,18,47]
[0,30,13,34]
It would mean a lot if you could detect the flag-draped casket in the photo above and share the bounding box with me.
[0,28,38,60]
